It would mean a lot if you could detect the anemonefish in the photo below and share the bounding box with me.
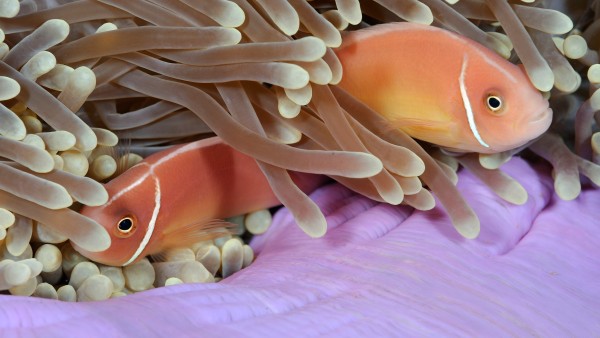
[335,23,552,153]
[77,23,552,266]
[76,137,324,266]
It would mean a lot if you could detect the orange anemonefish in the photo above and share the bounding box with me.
[76,137,324,266]
[335,23,552,153]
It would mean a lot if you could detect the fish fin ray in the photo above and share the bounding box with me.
[399,118,452,130]
[115,137,133,176]
[381,115,465,150]
[90,138,133,179]
[160,219,239,250]
[150,251,167,263]
[439,147,469,156]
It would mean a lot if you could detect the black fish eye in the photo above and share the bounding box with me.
[486,95,503,112]
[117,217,135,234]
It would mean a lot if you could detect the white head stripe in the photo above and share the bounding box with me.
[105,165,150,207]
[123,172,161,266]
[154,141,197,166]
[106,144,195,207]
[438,28,517,84]
[473,48,517,84]
[459,55,490,149]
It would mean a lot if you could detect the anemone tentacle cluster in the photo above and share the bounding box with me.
[0,0,598,300]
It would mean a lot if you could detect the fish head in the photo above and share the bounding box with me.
[462,54,552,154]
[75,163,158,266]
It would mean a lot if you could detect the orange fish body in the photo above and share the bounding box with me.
[335,23,552,153]
[76,137,324,266]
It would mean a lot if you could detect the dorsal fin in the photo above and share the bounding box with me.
[115,137,133,176]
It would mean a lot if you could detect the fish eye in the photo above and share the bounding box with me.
[115,216,136,237]
[486,95,503,113]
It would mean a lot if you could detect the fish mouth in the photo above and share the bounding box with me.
[530,106,553,125]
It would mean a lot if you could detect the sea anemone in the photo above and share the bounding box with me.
[0,0,598,305]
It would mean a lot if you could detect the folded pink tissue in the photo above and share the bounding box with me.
[0,157,598,336]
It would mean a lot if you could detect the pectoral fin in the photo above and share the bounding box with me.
[399,117,453,132]
[159,219,240,252]
[383,116,461,148]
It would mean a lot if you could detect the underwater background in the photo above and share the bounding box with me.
[0,0,598,335]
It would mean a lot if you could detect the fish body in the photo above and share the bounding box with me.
[335,23,552,153]
[76,137,323,266]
